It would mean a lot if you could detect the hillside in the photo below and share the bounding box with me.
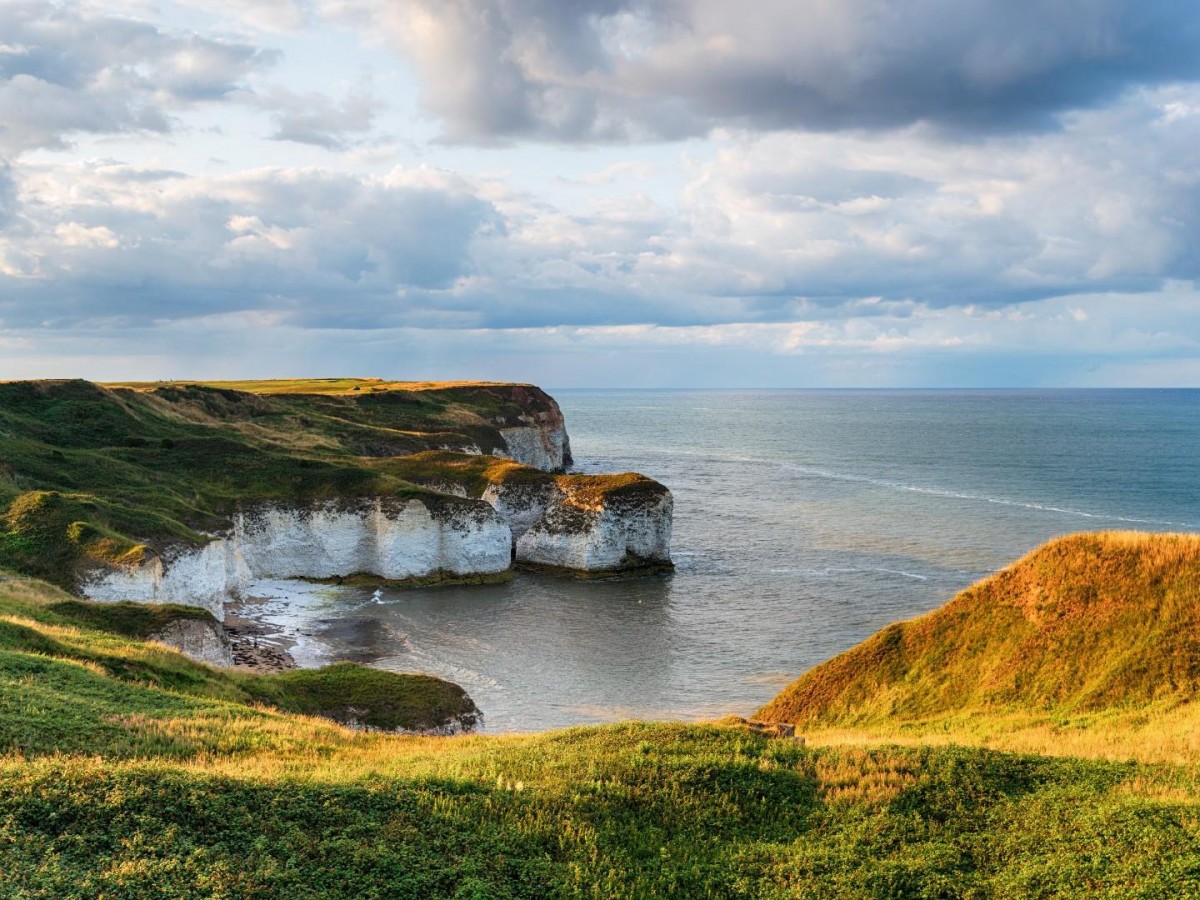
[0,574,479,746]
[757,532,1200,753]
[2,571,1200,896]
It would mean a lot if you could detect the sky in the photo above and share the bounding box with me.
[1,0,1200,387]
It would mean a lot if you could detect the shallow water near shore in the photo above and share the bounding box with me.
[233,389,1200,732]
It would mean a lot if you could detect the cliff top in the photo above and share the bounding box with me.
[100,378,534,395]
[380,450,668,506]
[757,531,1200,735]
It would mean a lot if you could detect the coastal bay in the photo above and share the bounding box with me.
[241,388,1200,730]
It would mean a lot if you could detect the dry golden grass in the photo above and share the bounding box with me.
[800,699,1200,766]
[760,531,1200,742]
[555,473,662,508]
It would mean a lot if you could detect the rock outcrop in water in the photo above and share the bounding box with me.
[515,475,673,574]
[385,454,674,575]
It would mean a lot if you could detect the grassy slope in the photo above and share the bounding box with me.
[3,547,1200,895]
[758,532,1200,762]
[2,576,1200,896]
[0,575,478,748]
[0,379,567,589]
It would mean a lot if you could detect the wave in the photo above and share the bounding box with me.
[766,565,931,581]
[782,464,1197,528]
[653,447,1197,529]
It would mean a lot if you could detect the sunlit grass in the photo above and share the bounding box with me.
[7,532,1200,894]
[101,378,529,395]
[0,378,565,588]
[760,531,1200,730]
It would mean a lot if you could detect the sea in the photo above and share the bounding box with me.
[237,389,1200,732]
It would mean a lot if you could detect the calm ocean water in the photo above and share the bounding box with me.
[239,390,1200,732]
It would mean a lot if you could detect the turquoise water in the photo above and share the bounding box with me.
[240,390,1200,731]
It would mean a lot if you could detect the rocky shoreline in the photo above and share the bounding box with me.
[223,607,297,673]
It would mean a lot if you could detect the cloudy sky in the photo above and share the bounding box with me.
[2,0,1199,386]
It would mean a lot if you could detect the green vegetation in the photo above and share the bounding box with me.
[103,378,530,395]
[379,449,552,497]
[5,391,1200,900]
[0,378,565,588]
[0,575,478,755]
[7,725,1200,898]
[251,663,480,733]
[382,451,665,515]
[3,534,1200,894]
[3,566,1200,895]
[44,597,215,640]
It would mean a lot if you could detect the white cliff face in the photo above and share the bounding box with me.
[234,498,510,580]
[81,496,511,621]
[496,425,571,473]
[481,480,564,545]
[150,617,235,667]
[83,539,246,620]
[516,487,673,572]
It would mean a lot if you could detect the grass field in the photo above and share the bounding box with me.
[100,378,530,395]
[5,534,1200,895]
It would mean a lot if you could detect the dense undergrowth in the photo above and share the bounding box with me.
[3,562,1200,895]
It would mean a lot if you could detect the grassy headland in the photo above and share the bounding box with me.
[0,379,567,589]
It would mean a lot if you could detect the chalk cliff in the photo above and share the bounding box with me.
[150,616,235,667]
[385,454,674,575]
[83,496,511,620]
[516,475,674,573]
[1,379,668,632]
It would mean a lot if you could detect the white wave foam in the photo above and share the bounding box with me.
[664,448,1196,529]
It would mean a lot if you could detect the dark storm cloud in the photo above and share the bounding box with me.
[0,1,278,153]
[347,0,1200,142]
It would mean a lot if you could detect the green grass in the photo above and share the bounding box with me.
[3,560,1200,895]
[0,575,479,754]
[4,708,1200,895]
[101,378,534,395]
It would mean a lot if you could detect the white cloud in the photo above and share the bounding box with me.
[0,0,1198,385]
[0,1,280,153]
